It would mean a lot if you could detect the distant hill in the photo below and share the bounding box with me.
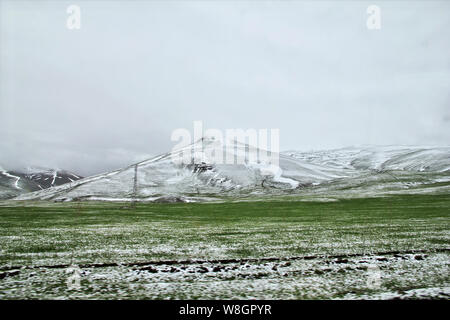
[0,167,83,200]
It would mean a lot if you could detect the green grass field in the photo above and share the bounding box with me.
[0,194,449,299]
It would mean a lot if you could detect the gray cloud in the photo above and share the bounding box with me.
[1,0,449,176]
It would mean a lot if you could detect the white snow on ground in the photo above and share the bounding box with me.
[1,252,448,299]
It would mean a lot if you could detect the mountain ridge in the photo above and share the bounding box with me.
[11,141,450,202]
[0,167,83,200]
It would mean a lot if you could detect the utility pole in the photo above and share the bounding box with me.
[131,164,138,209]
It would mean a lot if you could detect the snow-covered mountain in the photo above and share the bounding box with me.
[0,167,82,200]
[12,139,450,202]
[284,146,450,173]
[281,146,450,199]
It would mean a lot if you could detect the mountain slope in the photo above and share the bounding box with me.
[0,167,83,200]
[13,140,450,202]
[284,146,450,173]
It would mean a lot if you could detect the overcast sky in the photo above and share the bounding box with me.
[1,1,449,176]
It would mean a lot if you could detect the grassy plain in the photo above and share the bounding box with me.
[0,194,449,299]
